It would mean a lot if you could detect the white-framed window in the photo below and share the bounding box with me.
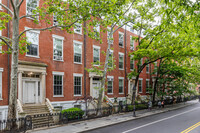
[154,62,158,72]
[119,32,124,47]
[119,77,124,94]
[107,27,113,43]
[0,68,3,100]
[107,76,114,94]
[119,52,124,70]
[108,50,113,68]
[0,30,2,53]
[146,79,150,93]
[52,35,64,61]
[26,0,39,17]
[146,64,149,73]
[93,25,100,37]
[93,45,100,66]
[130,55,134,70]
[130,36,134,50]
[0,0,2,10]
[26,29,40,57]
[74,73,82,96]
[138,79,143,93]
[73,40,83,64]
[74,23,82,34]
[53,71,64,97]
[53,13,58,26]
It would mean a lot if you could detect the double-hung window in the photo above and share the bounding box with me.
[146,79,150,93]
[93,25,100,38]
[139,79,143,93]
[26,29,40,57]
[74,23,82,34]
[130,55,134,70]
[154,62,158,72]
[119,52,124,70]
[53,13,58,26]
[53,71,64,97]
[53,35,64,61]
[26,0,38,17]
[108,50,113,68]
[0,68,3,100]
[146,64,149,73]
[119,77,124,94]
[74,74,82,96]
[107,27,113,44]
[130,36,134,50]
[119,32,124,47]
[107,76,113,94]
[74,40,82,64]
[93,45,100,65]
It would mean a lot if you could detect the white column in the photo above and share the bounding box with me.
[90,76,93,97]
[18,71,23,102]
[41,72,46,103]
[35,81,38,103]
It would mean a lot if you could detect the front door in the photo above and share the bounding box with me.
[92,82,101,99]
[24,81,35,103]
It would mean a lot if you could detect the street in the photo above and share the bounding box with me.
[85,103,200,133]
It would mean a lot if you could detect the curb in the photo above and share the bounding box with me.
[79,101,198,133]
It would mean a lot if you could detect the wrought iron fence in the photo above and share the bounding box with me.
[0,95,198,132]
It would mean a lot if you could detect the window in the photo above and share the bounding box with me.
[53,72,64,97]
[139,79,143,93]
[74,23,82,34]
[130,56,134,70]
[119,53,124,69]
[0,68,3,99]
[26,0,38,16]
[53,35,64,61]
[26,30,39,57]
[53,13,58,26]
[119,32,124,47]
[107,76,113,94]
[93,45,100,65]
[93,25,100,37]
[108,50,113,68]
[119,78,124,94]
[0,30,2,53]
[107,27,113,43]
[146,64,149,73]
[74,41,82,63]
[146,79,150,93]
[154,62,158,73]
[74,74,82,96]
[130,36,134,50]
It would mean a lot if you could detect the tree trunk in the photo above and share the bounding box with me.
[131,74,139,104]
[7,2,19,129]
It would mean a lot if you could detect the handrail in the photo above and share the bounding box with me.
[17,99,23,113]
[45,98,54,113]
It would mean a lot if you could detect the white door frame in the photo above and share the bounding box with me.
[92,81,101,98]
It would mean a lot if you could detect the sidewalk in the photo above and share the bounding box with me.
[31,100,199,133]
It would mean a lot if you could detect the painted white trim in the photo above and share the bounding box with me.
[0,30,2,53]
[25,27,40,34]
[0,69,2,100]
[74,23,82,35]
[0,68,3,72]
[118,77,124,79]
[93,45,100,49]
[139,78,143,80]
[52,71,64,75]
[0,106,8,109]
[146,79,150,81]
[107,76,114,79]
[26,0,39,20]
[52,34,64,40]
[118,52,124,55]
[93,45,100,66]
[73,40,83,45]
[118,31,124,35]
[73,73,83,77]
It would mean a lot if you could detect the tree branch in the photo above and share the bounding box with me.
[17,0,24,9]
[0,36,13,50]
[19,13,40,20]
[10,0,17,17]
[0,3,13,16]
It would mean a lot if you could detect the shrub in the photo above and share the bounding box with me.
[61,108,84,120]
[127,104,148,111]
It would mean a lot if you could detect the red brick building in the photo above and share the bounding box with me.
[0,0,157,119]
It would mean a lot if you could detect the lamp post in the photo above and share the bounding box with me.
[133,86,136,117]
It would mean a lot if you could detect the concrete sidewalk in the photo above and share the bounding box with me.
[31,100,199,133]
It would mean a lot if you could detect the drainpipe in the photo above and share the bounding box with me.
[124,25,127,102]
[7,0,10,102]
[83,21,87,114]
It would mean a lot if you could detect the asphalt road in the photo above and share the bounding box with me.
[85,103,200,133]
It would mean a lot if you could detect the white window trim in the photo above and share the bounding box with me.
[93,45,100,66]
[107,27,113,40]
[107,76,114,95]
[26,0,39,20]
[118,32,124,48]
[73,73,83,96]
[146,79,150,93]
[0,0,2,10]
[108,50,114,68]
[146,64,150,73]
[0,68,3,100]
[130,35,134,50]
[73,40,83,64]
[53,71,64,97]
[118,77,124,94]
[119,52,124,70]
[25,27,40,58]
[74,23,82,35]
[0,30,2,53]
[130,55,134,71]
[52,34,64,61]
[138,78,143,93]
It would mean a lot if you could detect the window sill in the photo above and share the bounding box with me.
[107,93,113,95]
[119,46,124,48]
[74,95,82,97]
[119,93,124,95]
[74,32,82,35]
[53,95,64,97]
[130,69,134,71]
[53,59,64,62]
[93,64,100,66]
[0,98,3,100]
[26,55,40,58]
[74,62,82,65]
[119,68,124,70]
